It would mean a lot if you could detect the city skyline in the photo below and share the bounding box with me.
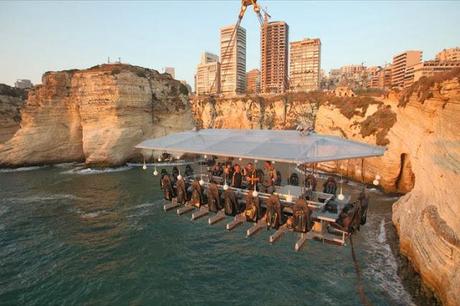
[1,1,459,87]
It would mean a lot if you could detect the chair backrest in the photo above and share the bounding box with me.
[207,183,220,212]
[289,173,299,186]
[176,178,187,205]
[265,195,282,229]
[323,177,337,195]
[292,199,312,233]
[223,189,238,216]
[161,175,174,201]
[190,180,203,207]
[244,193,260,222]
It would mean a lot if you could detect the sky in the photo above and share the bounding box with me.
[0,0,459,87]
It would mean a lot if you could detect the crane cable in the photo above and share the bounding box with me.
[349,157,372,306]
[209,0,267,95]
[350,235,373,306]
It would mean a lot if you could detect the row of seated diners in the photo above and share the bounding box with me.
[159,163,369,248]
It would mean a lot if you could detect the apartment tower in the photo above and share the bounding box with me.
[261,21,289,94]
[289,38,321,92]
[195,52,220,95]
[220,25,246,95]
[246,69,260,93]
[391,50,422,88]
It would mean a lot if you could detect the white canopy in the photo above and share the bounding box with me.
[135,129,385,164]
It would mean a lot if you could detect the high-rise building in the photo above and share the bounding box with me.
[220,25,246,95]
[391,50,422,88]
[246,69,260,94]
[261,21,289,94]
[289,38,321,92]
[436,47,460,62]
[164,67,175,79]
[195,52,220,95]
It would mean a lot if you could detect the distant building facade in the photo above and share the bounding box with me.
[164,67,175,79]
[14,79,33,89]
[261,21,289,94]
[289,38,321,92]
[369,65,392,89]
[195,52,220,95]
[220,25,246,95]
[436,47,460,62]
[246,69,260,94]
[391,50,422,88]
[412,60,460,83]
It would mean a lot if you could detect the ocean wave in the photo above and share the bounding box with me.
[3,194,87,204]
[52,162,82,168]
[0,206,9,217]
[364,217,415,305]
[62,166,133,175]
[80,210,108,219]
[0,165,49,173]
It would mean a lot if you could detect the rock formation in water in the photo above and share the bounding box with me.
[0,64,194,166]
[0,84,27,143]
[191,70,460,305]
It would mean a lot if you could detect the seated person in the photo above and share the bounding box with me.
[172,166,179,183]
[231,164,243,189]
[243,162,259,191]
[185,164,194,177]
[304,174,317,191]
[223,161,234,182]
[275,170,282,186]
[210,163,222,177]
[262,161,277,194]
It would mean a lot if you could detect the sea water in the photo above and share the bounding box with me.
[0,165,415,305]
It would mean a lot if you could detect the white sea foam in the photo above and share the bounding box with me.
[3,194,87,204]
[53,162,81,168]
[62,166,133,175]
[364,217,415,305]
[80,210,107,218]
[0,166,49,173]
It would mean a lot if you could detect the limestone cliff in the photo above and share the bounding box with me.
[0,64,193,166]
[391,74,460,306]
[0,84,26,143]
[191,71,460,305]
[191,92,408,193]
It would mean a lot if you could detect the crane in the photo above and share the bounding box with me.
[208,0,271,95]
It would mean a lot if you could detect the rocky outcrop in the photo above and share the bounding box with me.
[0,84,27,143]
[391,75,460,306]
[191,93,407,193]
[191,71,460,305]
[0,64,193,166]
